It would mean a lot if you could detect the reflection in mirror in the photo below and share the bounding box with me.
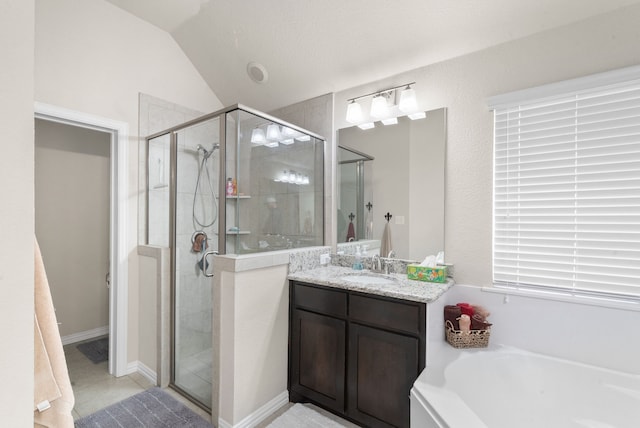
[337,146,374,244]
[336,108,446,261]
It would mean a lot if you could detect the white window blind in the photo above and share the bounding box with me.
[492,75,640,299]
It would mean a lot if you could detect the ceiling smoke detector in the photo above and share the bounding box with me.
[247,62,268,84]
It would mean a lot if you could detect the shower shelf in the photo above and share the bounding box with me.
[217,195,251,199]
[216,230,251,235]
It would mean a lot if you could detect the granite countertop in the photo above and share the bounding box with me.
[288,265,454,303]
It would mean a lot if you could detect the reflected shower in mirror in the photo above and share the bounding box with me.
[336,108,446,261]
[337,146,374,243]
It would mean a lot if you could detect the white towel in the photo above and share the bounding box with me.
[34,237,75,427]
[380,222,393,257]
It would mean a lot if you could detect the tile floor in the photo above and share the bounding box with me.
[64,338,211,423]
[66,338,355,427]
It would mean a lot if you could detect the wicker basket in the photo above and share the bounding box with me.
[445,320,491,349]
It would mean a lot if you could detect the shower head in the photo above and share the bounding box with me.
[196,143,219,160]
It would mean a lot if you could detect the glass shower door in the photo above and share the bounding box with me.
[171,117,220,409]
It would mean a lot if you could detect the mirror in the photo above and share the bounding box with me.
[336,108,446,261]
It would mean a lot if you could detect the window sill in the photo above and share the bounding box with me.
[481,285,640,312]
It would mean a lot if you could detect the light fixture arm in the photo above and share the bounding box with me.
[346,82,416,103]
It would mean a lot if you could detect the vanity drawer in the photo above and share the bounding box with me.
[293,282,347,318]
[349,294,424,335]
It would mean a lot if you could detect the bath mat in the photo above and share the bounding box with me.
[266,403,349,427]
[76,337,109,364]
[75,387,213,428]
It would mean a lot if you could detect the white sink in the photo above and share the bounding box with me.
[339,273,398,285]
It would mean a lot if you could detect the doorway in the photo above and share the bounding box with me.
[34,102,129,377]
[35,118,111,350]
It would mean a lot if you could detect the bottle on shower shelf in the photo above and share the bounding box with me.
[226,177,234,196]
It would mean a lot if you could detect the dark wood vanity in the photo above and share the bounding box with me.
[288,280,426,428]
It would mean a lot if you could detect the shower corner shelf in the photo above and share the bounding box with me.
[218,195,252,199]
[226,230,251,235]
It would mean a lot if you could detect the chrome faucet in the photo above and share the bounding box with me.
[371,254,384,273]
[387,250,396,258]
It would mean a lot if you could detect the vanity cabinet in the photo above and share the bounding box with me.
[289,281,426,428]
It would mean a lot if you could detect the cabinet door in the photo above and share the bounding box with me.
[348,323,420,428]
[290,308,346,412]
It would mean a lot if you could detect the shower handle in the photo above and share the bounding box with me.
[203,250,218,277]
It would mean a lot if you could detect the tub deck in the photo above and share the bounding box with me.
[410,344,640,428]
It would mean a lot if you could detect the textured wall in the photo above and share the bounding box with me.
[335,4,640,285]
[0,0,35,423]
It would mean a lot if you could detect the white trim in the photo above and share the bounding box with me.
[34,102,129,377]
[218,391,289,428]
[487,64,640,109]
[127,360,158,385]
[61,326,109,346]
[482,285,640,313]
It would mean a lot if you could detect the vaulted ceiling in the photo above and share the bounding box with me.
[106,0,640,111]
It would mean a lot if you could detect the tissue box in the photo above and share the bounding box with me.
[407,264,447,283]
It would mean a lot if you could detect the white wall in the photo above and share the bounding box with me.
[35,119,111,338]
[215,253,291,427]
[334,3,640,285]
[427,285,639,375]
[0,0,35,424]
[35,0,223,363]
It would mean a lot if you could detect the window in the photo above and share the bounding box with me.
[489,67,640,299]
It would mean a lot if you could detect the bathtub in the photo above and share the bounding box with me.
[410,345,640,428]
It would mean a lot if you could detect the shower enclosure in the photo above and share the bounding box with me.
[145,105,325,409]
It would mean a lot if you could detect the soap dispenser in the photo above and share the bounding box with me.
[353,245,363,270]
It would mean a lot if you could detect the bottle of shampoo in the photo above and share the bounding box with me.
[226,178,234,196]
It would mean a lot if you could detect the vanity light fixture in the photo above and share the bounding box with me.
[281,138,294,145]
[264,141,279,148]
[357,122,375,130]
[381,117,398,126]
[345,81,417,123]
[295,135,311,142]
[250,126,266,144]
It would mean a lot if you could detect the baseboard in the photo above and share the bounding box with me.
[126,360,158,385]
[218,390,289,428]
[61,325,109,345]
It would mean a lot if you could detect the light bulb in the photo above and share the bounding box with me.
[399,85,417,113]
[250,127,266,144]
[289,170,296,182]
[370,94,389,118]
[346,100,364,123]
